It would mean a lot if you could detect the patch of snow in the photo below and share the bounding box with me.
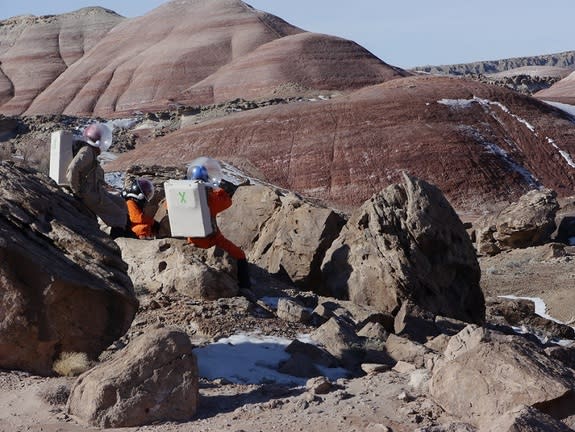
[110,118,141,129]
[543,100,575,120]
[439,96,536,132]
[499,295,557,322]
[500,295,575,346]
[194,332,349,386]
[456,125,539,187]
[546,137,575,168]
[104,171,124,190]
[483,141,539,187]
[439,96,575,171]
[437,98,475,109]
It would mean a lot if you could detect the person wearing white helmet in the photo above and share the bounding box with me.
[186,160,251,290]
[66,123,129,238]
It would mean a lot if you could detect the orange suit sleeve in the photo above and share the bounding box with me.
[126,199,155,238]
[208,187,232,216]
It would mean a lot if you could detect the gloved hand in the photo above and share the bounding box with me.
[219,179,238,197]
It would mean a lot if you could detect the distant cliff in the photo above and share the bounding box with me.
[411,50,575,76]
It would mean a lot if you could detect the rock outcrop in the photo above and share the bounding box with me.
[67,327,199,428]
[475,188,559,256]
[411,50,575,76]
[220,185,346,291]
[555,196,575,245]
[482,404,575,432]
[320,173,484,324]
[115,237,239,299]
[0,161,137,375]
[430,325,575,428]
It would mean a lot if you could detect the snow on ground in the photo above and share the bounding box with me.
[543,100,575,120]
[547,137,575,168]
[109,118,140,130]
[194,332,349,387]
[194,296,346,386]
[482,140,539,187]
[499,295,562,323]
[104,171,124,190]
[438,96,535,132]
[197,293,574,385]
[499,294,575,345]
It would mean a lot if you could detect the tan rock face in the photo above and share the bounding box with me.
[482,404,575,432]
[220,185,346,290]
[67,327,199,428]
[0,161,137,375]
[320,174,484,324]
[430,330,575,427]
[115,237,239,299]
[476,188,560,255]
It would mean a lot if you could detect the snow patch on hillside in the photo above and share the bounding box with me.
[438,96,575,171]
[543,100,575,120]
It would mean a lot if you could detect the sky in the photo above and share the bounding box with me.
[0,1,573,69]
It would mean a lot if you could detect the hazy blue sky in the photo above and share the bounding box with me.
[1,0,573,69]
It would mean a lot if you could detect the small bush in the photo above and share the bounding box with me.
[52,351,92,377]
[37,382,71,406]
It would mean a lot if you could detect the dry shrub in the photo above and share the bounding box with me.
[37,382,71,406]
[52,352,92,377]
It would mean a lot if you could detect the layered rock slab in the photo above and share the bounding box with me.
[67,327,198,427]
[320,173,484,323]
[0,161,137,375]
[430,326,575,428]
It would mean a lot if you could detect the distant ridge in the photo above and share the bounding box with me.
[411,50,575,76]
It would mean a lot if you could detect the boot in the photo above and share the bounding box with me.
[237,258,251,290]
[110,224,135,239]
[109,226,125,239]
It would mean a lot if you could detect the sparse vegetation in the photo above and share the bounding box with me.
[37,382,71,406]
[52,352,92,377]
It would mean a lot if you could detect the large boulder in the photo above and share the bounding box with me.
[482,405,574,432]
[430,326,575,428]
[0,161,137,375]
[321,173,484,324]
[217,184,282,253]
[115,237,238,299]
[220,185,346,291]
[67,327,199,428]
[476,188,559,255]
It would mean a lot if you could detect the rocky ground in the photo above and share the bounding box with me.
[1,111,574,432]
[1,241,574,432]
